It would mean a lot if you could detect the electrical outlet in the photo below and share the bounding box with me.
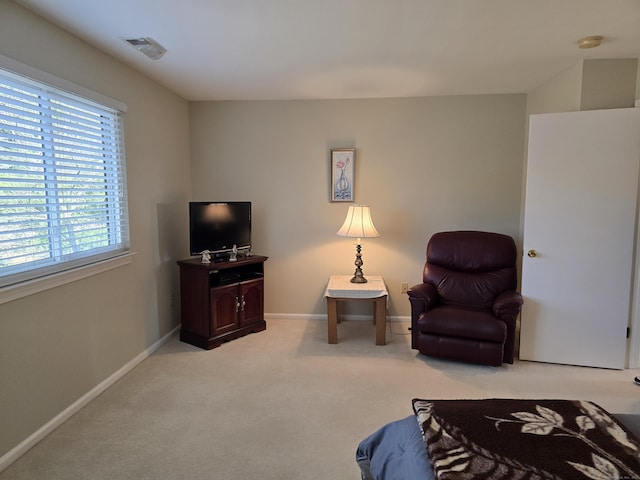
[170,294,176,307]
[401,282,408,294]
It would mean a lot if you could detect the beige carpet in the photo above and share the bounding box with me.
[2,318,640,479]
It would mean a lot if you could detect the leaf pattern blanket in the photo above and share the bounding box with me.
[412,399,640,480]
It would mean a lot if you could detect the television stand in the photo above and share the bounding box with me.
[177,255,268,350]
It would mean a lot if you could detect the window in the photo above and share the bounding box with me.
[0,67,129,288]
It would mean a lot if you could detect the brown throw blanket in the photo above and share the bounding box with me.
[412,399,640,480]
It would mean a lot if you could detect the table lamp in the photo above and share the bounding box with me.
[336,205,380,283]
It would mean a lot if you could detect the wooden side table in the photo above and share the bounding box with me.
[324,275,388,345]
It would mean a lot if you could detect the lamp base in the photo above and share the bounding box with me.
[350,274,367,283]
[350,244,367,283]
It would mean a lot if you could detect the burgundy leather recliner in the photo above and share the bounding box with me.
[407,231,523,366]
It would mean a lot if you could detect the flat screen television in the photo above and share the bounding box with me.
[189,201,251,257]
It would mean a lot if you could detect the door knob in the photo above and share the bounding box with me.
[527,249,538,258]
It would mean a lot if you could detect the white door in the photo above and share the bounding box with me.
[520,108,640,369]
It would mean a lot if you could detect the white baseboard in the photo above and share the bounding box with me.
[0,325,180,473]
[264,312,410,322]
[265,312,327,321]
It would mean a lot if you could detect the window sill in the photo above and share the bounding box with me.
[0,253,135,305]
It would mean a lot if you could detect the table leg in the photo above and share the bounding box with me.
[327,297,338,344]
[375,296,387,345]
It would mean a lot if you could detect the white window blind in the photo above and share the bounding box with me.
[0,67,130,288]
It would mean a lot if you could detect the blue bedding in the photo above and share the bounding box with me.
[355,415,433,480]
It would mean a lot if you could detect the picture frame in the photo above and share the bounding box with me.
[330,148,355,202]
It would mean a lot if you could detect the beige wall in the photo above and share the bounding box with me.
[189,95,526,318]
[0,1,191,458]
[526,62,583,116]
[637,61,640,101]
[581,58,638,111]
[527,58,639,117]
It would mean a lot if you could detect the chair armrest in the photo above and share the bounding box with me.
[492,291,523,364]
[407,283,439,311]
[407,283,440,350]
[492,291,523,320]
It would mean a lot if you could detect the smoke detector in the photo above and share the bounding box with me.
[123,37,166,60]
[578,36,603,49]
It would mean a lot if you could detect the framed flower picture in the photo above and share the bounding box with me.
[330,148,355,202]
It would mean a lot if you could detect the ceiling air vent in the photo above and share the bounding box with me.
[123,37,166,60]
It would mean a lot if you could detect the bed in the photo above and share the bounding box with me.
[356,399,640,480]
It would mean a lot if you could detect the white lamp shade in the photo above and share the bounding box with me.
[336,205,380,238]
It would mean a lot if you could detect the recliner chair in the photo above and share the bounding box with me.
[407,231,523,366]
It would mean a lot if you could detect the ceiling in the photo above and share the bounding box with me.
[13,0,640,102]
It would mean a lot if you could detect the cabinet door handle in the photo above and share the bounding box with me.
[235,296,240,312]
[241,295,246,311]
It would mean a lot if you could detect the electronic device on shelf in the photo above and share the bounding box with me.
[189,201,251,260]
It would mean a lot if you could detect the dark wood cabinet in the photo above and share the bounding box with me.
[177,255,267,350]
